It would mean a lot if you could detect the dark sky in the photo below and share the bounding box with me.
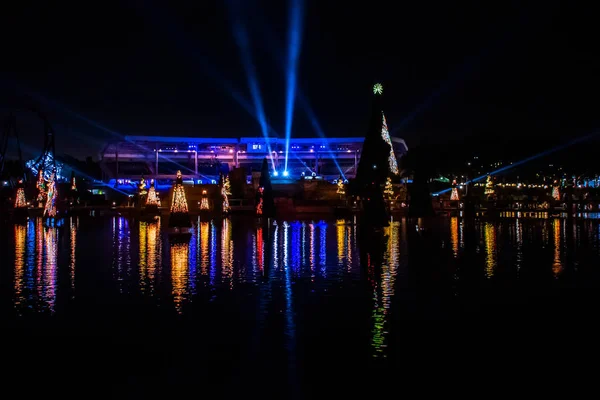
[1,1,598,162]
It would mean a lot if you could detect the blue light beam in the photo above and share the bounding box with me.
[228,0,275,170]
[284,0,305,173]
[434,131,600,196]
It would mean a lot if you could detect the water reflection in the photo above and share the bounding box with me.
[112,217,131,291]
[200,221,209,277]
[138,219,161,294]
[553,219,562,276]
[170,241,190,313]
[450,217,459,258]
[14,224,26,309]
[370,221,400,358]
[221,218,234,289]
[42,224,58,312]
[484,223,497,278]
[69,217,78,294]
[5,215,600,358]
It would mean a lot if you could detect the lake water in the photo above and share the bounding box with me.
[2,215,600,396]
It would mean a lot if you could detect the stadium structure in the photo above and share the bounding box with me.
[100,135,408,185]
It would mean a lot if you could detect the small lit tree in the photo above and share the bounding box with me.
[337,176,346,196]
[169,170,191,228]
[44,170,58,218]
[552,185,560,201]
[200,189,210,211]
[256,158,274,217]
[384,176,395,199]
[220,175,230,214]
[71,171,77,191]
[171,171,188,213]
[36,168,46,206]
[14,179,27,209]
[484,175,495,196]
[146,179,160,207]
[223,175,231,196]
[450,179,460,201]
[256,187,264,216]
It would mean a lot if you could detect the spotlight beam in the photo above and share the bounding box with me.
[247,14,345,178]
[284,0,305,173]
[434,131,600,196]
[13,86,209,178]
[227,0,275,170]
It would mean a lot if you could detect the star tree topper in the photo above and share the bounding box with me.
[373,83,383,95]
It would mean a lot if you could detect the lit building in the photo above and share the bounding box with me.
[100,135,408,182]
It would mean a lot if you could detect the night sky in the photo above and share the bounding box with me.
[1,1,598,164]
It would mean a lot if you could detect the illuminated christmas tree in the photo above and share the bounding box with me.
[138,175,148,206]
[220,175,230,214]
[36,168,46,206]
[337,176,346,195]
[450,179,460,201]
[14,179,27,209]
[71,171,77,191]
[384,176,395,199]
[44,170,58,218]
[484,175,495,196]
[200,189,210,211]
[169,170,191,228]
[256,158,274,217]
[256,187,264,216]
[381,114,399,176]
[552,185,560,201]
[146,179,160,207]
[223,175,231,196]
[70,171,79,205]
[355,83,399,226]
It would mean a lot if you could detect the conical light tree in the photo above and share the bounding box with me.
[354,83,400,226]
[71,171,77,191]
[146,179,160,207]
[36,168,46,206]
[552,185,560,201]
[337,176,346,195]
[484,175,495,196]
[450,179,460,201]
[169,170,191,228]
[220,174,230,214]
[223,175,231,196]
[256,158,275,217]
[44,170,58,218]
[14,179,27,209]
[384,176,395,199]
[200,189,210,211]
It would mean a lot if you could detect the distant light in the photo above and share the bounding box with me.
[273,171,279,177]
[159,149,162,152]
[279,150,283,153]
[347,150,351,153]
[309,149,314,153]
[283,170,289,177]
[211,179,217,184]
[229,149,234,153]
[373,83,383,95]
[174,149,178,153]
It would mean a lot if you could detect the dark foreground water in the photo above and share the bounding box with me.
[2,215,600,396]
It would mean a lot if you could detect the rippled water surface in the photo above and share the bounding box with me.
[2,215,600,395]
